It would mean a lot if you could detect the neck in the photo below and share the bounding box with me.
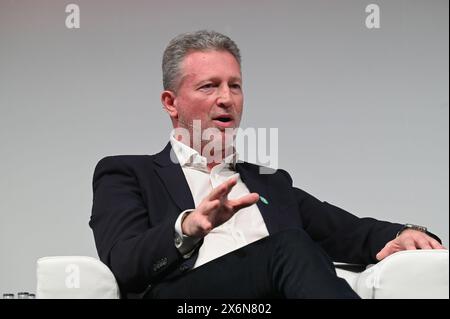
[207,162,220,171]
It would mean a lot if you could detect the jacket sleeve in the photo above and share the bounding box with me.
[278,169,403,265]
[89,156,184,293]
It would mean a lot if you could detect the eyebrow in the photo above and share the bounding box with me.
[195,76,242,86]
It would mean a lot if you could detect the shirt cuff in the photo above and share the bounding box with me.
[174,209,201,258]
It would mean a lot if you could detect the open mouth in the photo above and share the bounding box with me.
[215,116,232,123]
[212,115,235,128]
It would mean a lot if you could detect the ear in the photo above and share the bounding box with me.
[161,90,178,119]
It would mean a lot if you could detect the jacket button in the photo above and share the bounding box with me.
[153,257,168,272]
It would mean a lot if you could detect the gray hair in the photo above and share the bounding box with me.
[162,30,241,92]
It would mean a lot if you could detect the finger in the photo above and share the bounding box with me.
[208,178,236,200]
[429,239,444,250]
[204,199,220,212]
[403,238,417,250]
[207,183,228,201]
[223,177,238,197]
[376,244,395,261]
[199,220,213,234]
[198,199,220,217]
[416,239,432,250]
[229,193,260,212]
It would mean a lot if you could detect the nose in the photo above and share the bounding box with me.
[216,85,233,109]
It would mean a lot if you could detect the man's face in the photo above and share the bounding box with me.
[172,50,243,141]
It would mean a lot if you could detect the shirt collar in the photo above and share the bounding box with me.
[170,136,239,170]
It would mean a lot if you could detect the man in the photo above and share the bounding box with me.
[89,30,443,299]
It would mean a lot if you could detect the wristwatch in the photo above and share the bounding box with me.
[396,223,427,237]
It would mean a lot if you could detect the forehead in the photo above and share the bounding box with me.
[180,50,242,83]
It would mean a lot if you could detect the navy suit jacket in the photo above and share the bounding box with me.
[89,142,403,294]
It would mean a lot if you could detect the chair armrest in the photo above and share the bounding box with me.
[356,250,449,299]
[36,256,120,299]
[335,263,366,292]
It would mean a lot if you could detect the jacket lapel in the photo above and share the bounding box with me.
[236,163,282,235]
[153,143,196,212]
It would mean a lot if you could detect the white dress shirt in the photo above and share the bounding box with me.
[170,136,270,268]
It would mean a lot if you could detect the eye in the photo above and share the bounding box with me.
[199,83,216,91]
[230,83,242,91]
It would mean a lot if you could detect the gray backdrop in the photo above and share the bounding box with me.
[0,0,448,294]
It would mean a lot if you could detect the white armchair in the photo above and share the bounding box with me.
[36,250,448,299]
[334,249,448,298]
[36,256,120,299]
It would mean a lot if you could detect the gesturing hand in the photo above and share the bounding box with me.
[181,177,260,238]
[376,229,445,261]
